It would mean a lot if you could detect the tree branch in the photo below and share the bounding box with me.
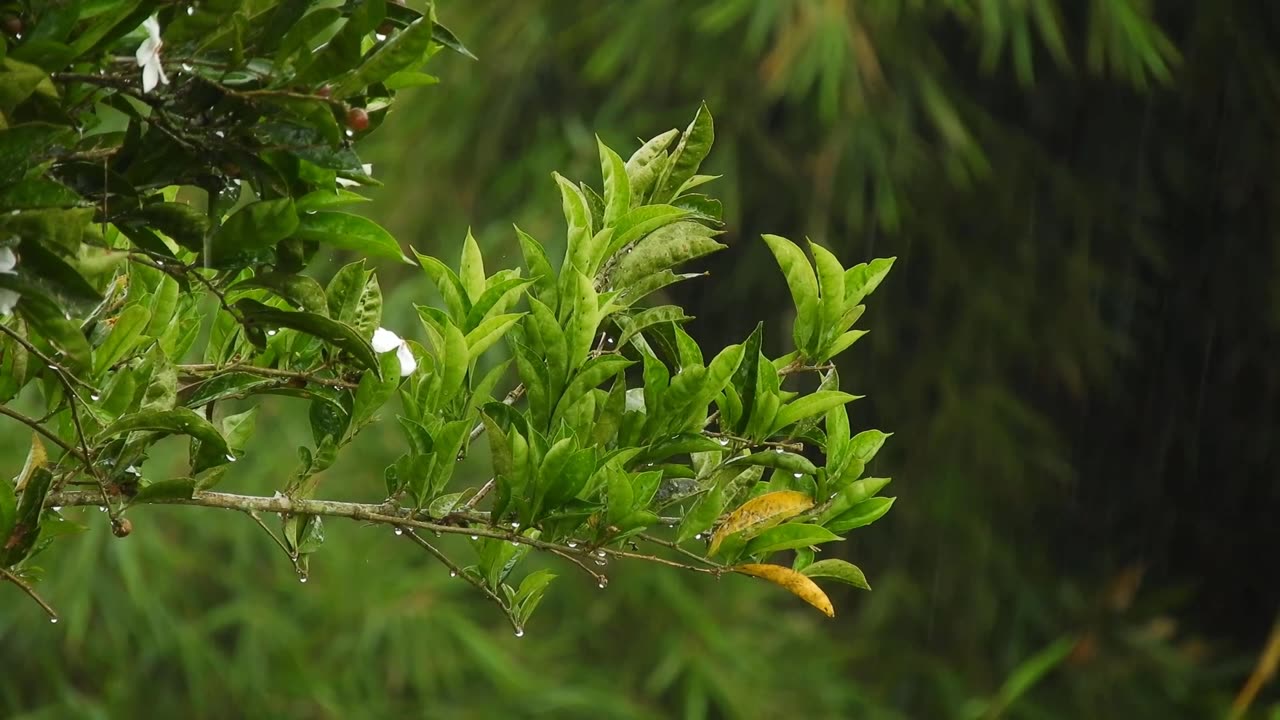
[1,568,59,622]
[0,405,88,463]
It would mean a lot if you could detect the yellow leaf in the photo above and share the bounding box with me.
[14,434,47,493]
[735,563,835,618]
[708,490,813,556]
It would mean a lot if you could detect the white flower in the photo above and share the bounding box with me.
[372,327,417,377]
[135,16,169,93]
[335,165,374,189]
[0,246,18,316]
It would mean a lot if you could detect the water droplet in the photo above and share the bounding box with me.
[226,454,237,462]
[433,531,442,538]
[266,329,277,336]
[345,129,355,138]
[214,130,224,138]
[97,506,106,512]
[90,393,100,401]
[510,541,519,546]
[694,533,703,541]
[514,628,525,638]
[394,528,403,536]
[793,473,803,478]
[566,541,577,548]
[52,506,61,512]
[594,558,607,567]
[595,550,606,557]
[186,5,196,15]
[449,570,457,577]
[717,438,728,446]
[182,63,193,72]
[299,577,308,584]
[375,32,387,41]
[597,579,608,589]
[511,522,520,528]
[606,336,615,344]
[46,364,56,369]
[49,617,58,624]
[125,465,141,476]
[469,535,478,541]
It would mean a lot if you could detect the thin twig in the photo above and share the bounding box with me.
[703,430,804,453]
[245,510,299,568]
[0,405,88,463]
[637,532,725,569]
[465,383,526,445]
[0,568,59,622]
[0,323,101,396]
[549,548,609,587]
[400,528,522,633]
[179,363,359,390]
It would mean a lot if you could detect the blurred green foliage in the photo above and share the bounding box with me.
[4,0,1279,718]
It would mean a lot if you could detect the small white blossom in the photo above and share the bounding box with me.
[372,327,416,377]
[135,16,169,93]
[0,246,19,316]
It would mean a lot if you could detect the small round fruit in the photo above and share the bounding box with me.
[345,107,370,132]
[112,517,134,538]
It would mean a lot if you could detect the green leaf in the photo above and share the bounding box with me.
[553,356,634,428]
[351,351,401,431]
[801,558,871,590]
[601,205,694,267]
[295,212,410,263]
[221,408,258,455]
[817,477,891,524]
[413,249,470,324]
[482,413,514,479]
[555,173,594,274]
[824,329,868,359]
[0,466,53,565]
[93,305,151,376]
[526,297,567,391]
[809,240,846,349]
[745,523,842,556]
[458,230,487,304]
[465,313,522,362]
[329,17,437,98]
[209,198,299,265]
[598,138,631,227]
[614,305,691,349]
[653,103,715,203]
[99,408,230,461]
[614,270,703,308]
[515,226,556,305]
[849,429,890,466]
[0,472,15,546]
[827,497,896,534]
[437,320,469,402]
[613,222,724,290]
[11,289,91,374]
[565,271,600,371]
[606,471,635,526]
[233,273,328,317]
[762,234,820,354]
[772,391,859,435]
[464,276,533,332]
[625,128,679,194]
[729,324,764,434]
[274,8,342,66]
[235,299,380,371]
[514,569,556,625]
[844,257,895,307]
[731,450,818,476]
[0,59,51,112]
[135,202,212,252]
[295,189,370,213]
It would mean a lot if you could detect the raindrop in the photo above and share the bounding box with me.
[46,364,56,369]
[182,63,193,72]
[514,628,525,638]
[793,473,803,478]
[510,541,519,547]
[299,577,308,584]
[186,6,196,15]
[375,32,387,41]
[98,506,106,512]
[90,393,100,401]
[567,541,577,548]
[50,618,58,624]
[594,558,607,567]
[606,336,615,345]
[469,535,479,541]
[595,550,606,557]
[266,329,277,337]
[226,454,237,462]
[511,522,520,528]
[774,447,784,453]
[345,129,355,138]
[694,533,704,541]
[449,570,457,577]
[394,528,403,536]
[597,579,608,589]
[214,130,224,138]
[52,506,62,512]
[717,438,728,446]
